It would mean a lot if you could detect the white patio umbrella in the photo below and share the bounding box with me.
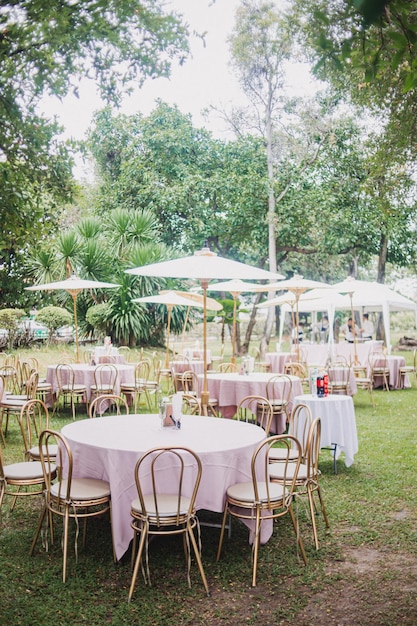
[126,245,280,413]
[134,290,221,368]
[26,274,120,362]
[208,278,283,363]
[267,275,331,360]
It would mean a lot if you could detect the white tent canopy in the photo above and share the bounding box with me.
[277,283,417,353]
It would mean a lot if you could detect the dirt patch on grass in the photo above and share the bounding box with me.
[197,546,417,626]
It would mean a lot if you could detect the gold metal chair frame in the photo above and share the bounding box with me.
[89,394,129,418]
[128,446,209,601]
[269,417,330,550]
[216,434,307,587]
[31,429,115,583]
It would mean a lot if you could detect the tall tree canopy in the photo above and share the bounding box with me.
[292,0,417,159]
[0,0,189,307]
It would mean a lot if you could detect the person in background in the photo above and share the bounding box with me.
[340,317,360,343]
[292,322,305,343]
[360,313,374,340]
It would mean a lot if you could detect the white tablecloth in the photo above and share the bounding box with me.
[61,414,268,560]
[199,372,303,433]
[294,394,358,467]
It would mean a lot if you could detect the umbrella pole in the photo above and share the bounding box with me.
[200,279,209,416]
[181,306,191,352]
[350,294,359,365]
[231,294,237,364]
[295,296,300,362]
[69,291,80,363]
[165,305,173,370]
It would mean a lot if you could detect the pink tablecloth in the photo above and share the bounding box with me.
[61,414,268,560]
[368,355,409,389]
[199,372,303,433]
[46,363,135,402]
[170,360,205,376]
[265,352,294,373]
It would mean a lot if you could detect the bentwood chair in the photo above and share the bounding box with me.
[268,402,312,463]
[399,349,417,388]
[54,363,88,420]
[181,370,218,417]
[18,399,57,462]
[128,446,209,601]
[120,360,151,413]
[0,432,56,514]
[235,395,273,436]
[269,417,330,550]
[216,435,307,586]
[89,394,129,418]
[0,370,39,437]
[90,363,118,400]
[31,429,115,583]
[257,374,292,434]
[368,352,390,392]
[328,364,351,395]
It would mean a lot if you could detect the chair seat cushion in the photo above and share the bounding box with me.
[51,477,110,500]
[269,461,307,481]
[30,444,58,460]
[131,494,191,517]
[268,447,299,462]
[62,384,86,392]
[227,480,285,503]
[5,460,50,481]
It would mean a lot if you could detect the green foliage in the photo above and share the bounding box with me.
[35,306,72,340]
[0,308,25,332]
[0,308,25,349]
[0,0,190,308]
[86,302,111,338]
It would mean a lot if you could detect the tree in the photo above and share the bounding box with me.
[0,0,189,307]
[292,0,417,160]
[35,306,72,343]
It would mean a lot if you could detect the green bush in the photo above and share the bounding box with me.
[35,306,72,342]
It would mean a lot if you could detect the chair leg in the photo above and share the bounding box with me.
[251,507,262,587]
[128,525,148,602]
[288,503,308,565]
[216,504,230,562]
[316,484,330,530]
[30,502,47,555]
[307,484,320,550]
[187,523,210,596]
[62,507,70,583]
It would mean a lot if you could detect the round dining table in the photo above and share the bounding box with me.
[46,363,135,403]
[61,414,269,561]
[199,371,303,432]
[293,393,358,469]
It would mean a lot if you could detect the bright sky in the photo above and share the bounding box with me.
[41,0,317,151]
[41,0,243,144]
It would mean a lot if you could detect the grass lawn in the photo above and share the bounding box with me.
[1,346,417,625]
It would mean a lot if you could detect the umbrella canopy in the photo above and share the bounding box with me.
[161,290,222,311]
[134,290,222,367]
[208,279,284,361]
[126,245,280,413]
[268,275,331,359]
[26,274,120,362]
